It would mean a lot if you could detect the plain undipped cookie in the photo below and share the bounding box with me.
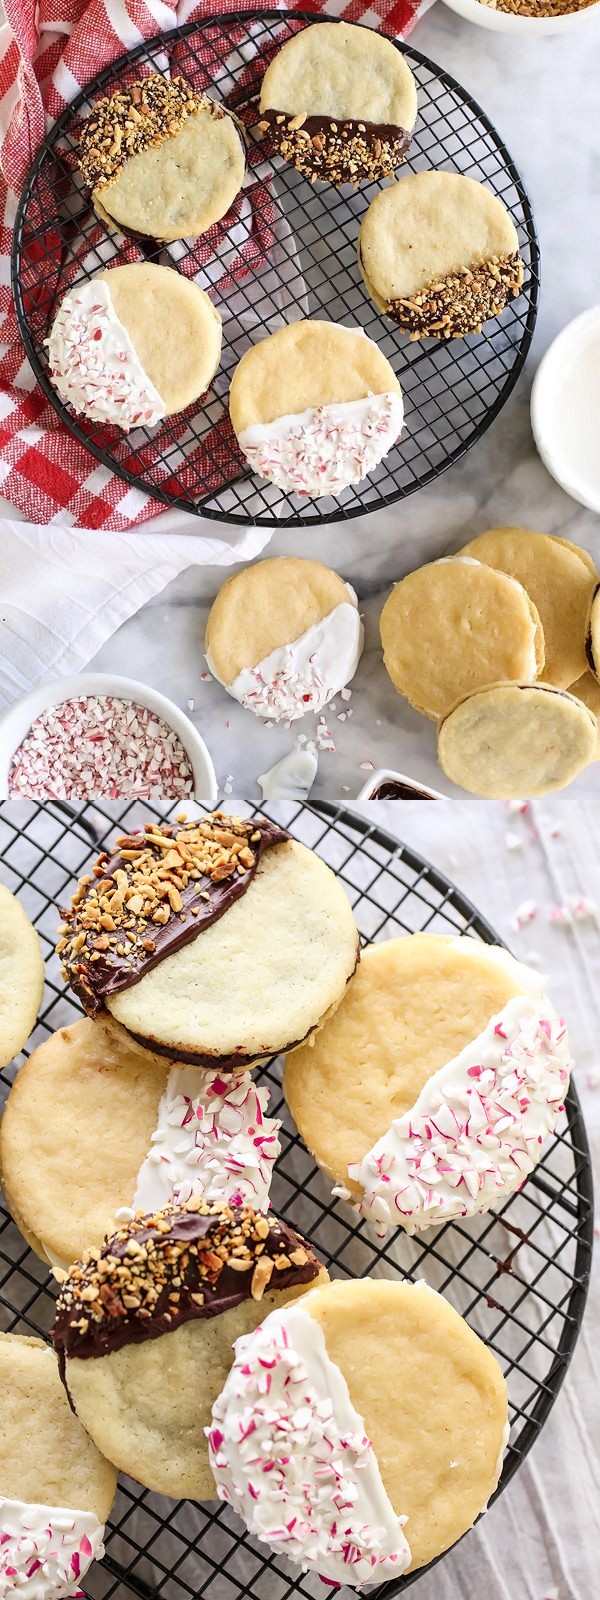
[79,76,246,241]
[47,263,222,431]
[380,557,544,720]
[461,527,596,688]
[205,557,363,721]
[568,672,600,756]
[437,682,598,797]
[229,320,403,497]
[53,1200,328,1500]
[358,171,523,339]
[209,1278,508,1579]
[258,22,417,185]
[0,884,44,1070]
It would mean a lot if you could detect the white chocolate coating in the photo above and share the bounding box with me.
[46,280,165,430]
[0,1497,104,1600]
[207,591,362,722]
[238,391,404,497]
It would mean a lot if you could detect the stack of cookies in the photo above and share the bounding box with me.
[0,809,575,1590]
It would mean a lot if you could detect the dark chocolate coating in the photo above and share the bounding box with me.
[369,781,436,800]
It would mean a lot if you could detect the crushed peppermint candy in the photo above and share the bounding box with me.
[511,899,538,931]
[8,696,194,800]
[238,392,404,498]
[46,279,165,431]
[128,1067,281,1217]
[348,994,572,1237]
[208,1302,410,1586]
[238,650,330,722]
[0,1497,105,1600]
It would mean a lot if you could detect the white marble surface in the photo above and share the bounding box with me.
[7,2,600,801]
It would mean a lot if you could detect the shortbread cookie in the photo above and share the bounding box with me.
[208,1278,508,1580]
[205,557,363,721]
[58,813,358,1068]
[46,263,221,431]
[0,1018,282,1268]
[461,528,596,688]
[0,885,44,1070]
[438,682,598,797]
[53,1200,328,1499]
[258,22,417,186]
[284,934,560,1232]
[380,557,544,720]
[229,320,403,497]
[586,582,600,677]
[79,76,245,241]
[359,171,523,339]
[568,672,600,756]
[0,1333,116,1599]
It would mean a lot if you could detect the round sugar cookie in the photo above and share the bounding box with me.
[284,933,556,1231]
[437,682,598,797]
[79,76,246,242]
[229,320,403,497]
[379,557,544,720]
[358,171,523,339]
[46,263,222,431]
[0,1018,282,1268]
[0,884,44,1070]
[568,673,600,756]
[0,1333,116,1600]
[258,21,417,186]
[58,812,359,1069]
[208,1278,508,1580]
[205,557,363,722]
[53,1200,328,1500]
[460,528,596,688]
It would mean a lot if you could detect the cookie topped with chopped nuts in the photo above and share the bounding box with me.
[258,21,417,186]
[79,74,246,242]
[58,810,359,1071]
[53,1198,328,1499]
[359,171,524,340]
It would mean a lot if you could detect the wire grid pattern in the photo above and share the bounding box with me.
[11,11,540,529]
[0,798,591,1600]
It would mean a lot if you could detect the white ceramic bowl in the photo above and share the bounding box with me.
[440,0,599,37]
[0,674,218,803]
[357,768,446,801]
[531,307,600,513]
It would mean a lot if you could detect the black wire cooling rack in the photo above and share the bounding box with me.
[0,798,591,1600]
[11,11,540,529]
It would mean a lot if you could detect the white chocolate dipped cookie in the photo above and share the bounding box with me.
[229,320,403,497]
[79,76,246,242]
[58,813,359,1070]
[0,1018,282,1268]
[0,1333,116,1600]
[284,934,572,1236]
[0,884,44,1070]
[53,1200,328,1500]
[258,21,417,186]
[208,1278,509,1582]
[205,557,363,722]
[46,263,221,431]
[359,171,523,340]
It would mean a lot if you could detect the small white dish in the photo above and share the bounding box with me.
[440,0,599,36]
[0,673,218,803]
[531,307,600,514]
[357,768,446,801]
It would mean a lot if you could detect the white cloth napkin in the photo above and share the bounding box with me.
[0,514,271,705]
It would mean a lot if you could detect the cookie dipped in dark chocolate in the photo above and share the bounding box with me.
[53,1199,322,1368]
[257,109,411,184]
[58,813,290,1019]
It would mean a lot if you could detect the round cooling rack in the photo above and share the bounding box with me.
[0,798,591,1600]
[11,11,540,529]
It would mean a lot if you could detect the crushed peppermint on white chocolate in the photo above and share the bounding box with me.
[8,696,194,801]
[208,1303,410,1586]
[0,1497,105,1600]
[127,1068,281,1217]
[347,995,572,1237]
[238,392,404,498]
[46,279,165,431]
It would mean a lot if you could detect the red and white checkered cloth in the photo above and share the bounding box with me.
[0,0,427,533]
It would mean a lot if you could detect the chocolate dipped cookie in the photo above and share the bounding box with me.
[57,812,359,1069]
[53,1199,328,1499]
